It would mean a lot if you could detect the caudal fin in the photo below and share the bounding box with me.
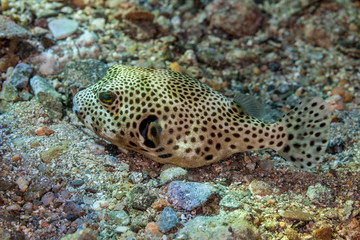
[277,97,331,169]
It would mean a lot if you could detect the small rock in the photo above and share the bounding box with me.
[66,214,79,221]
[326,94,345,111]
[48,18,79,39]
[12,154,21,161]
[90,18,105,30]
[248,180,274,196]
[326,138,345,154]
[63,201,83,216]
[63,59,108,102]
[114,226,129,233]
[159,167,188,184]
[129,172,149,184]
[306,183,334,206]
[16,177,30,192]
[331,87,353,102]
[197,47,225,67]
[0,179,16,191]
[100,201,109,208]
[108,210,130,225]
[124,9,155,22]
[129,184,157,211]
[76,30,97,47]
[145,222,162,236]
[6,203,21,211]
[167,181,216,211]
[4,63,33,90]
[176,209,258,239]
[0,15,31,39]
[268,61,281,72]
[130,214,153,232]
[158,207,179,233]
[35,126,54,136]
[281,210,313,221]
[88,142,106,155]
[219,190,251,208]
[24,177,51,201]
[41,142,69,163]
[60,228,97,240]
[93,200,109,211]
[205,0,263,38]
[29,75,62,101]
[41,192,55,206]
[70,180,85,188]
[312,225,333,240]
[23,202,33,213]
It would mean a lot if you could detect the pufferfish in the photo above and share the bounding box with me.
[73,64,331,169]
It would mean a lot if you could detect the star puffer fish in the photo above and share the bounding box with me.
[73,64,331,169]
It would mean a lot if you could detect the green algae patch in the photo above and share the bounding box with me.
[41,141,70,163]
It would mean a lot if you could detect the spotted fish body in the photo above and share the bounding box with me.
[73,64,331,169]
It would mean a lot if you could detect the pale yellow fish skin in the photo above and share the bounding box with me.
[73,64,331,169]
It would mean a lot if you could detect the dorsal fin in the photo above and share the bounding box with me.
[233,93,265,119]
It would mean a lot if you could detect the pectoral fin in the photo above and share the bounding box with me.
[233,93,265,119]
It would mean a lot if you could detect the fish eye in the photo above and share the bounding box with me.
[99,91,115,104]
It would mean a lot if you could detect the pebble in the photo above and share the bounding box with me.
[6,203,21,211]
[268,61,281,72]
[70,179,85,188]
[176,209,258,239]
[66,214,79,221]
[248,180,274,196]
[158,207,179,233]
[312,225,333,240]
[4,63,33,90]
[48,18,79,39]
[35,126,54,136]
[0,15,31,39]
[16,176,30,192]
[219,190,251,208]
[167,181,216,211]
[12,154,21,161]
[88,142,106,155]
[30,75,61,99]
[108,210,130,225]
[114,226,129,233]
[280,210,313,221]
[23,202,33,213]
[129,172,149,184]
[63,201,83,216]
[129,184,157,211]
[306,183,334,206]
[24,178,51,201]
[60,228,97,240]
[331,87,353,102]
[159,167,188,184]
[145,222,162,236]
[197,47,225,67]
[90,18,105,30]
[130,214,153,232]
[93,200,109,211]
[63,59,108,101]
[41,192,55,206]
[326,94,345,111]
[205,0,263,38]
[0,179,16,191]
[76,30,97,47]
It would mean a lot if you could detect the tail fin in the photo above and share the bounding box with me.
[277,97,331,169]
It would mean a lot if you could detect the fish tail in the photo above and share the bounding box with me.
[276,97,331,169]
